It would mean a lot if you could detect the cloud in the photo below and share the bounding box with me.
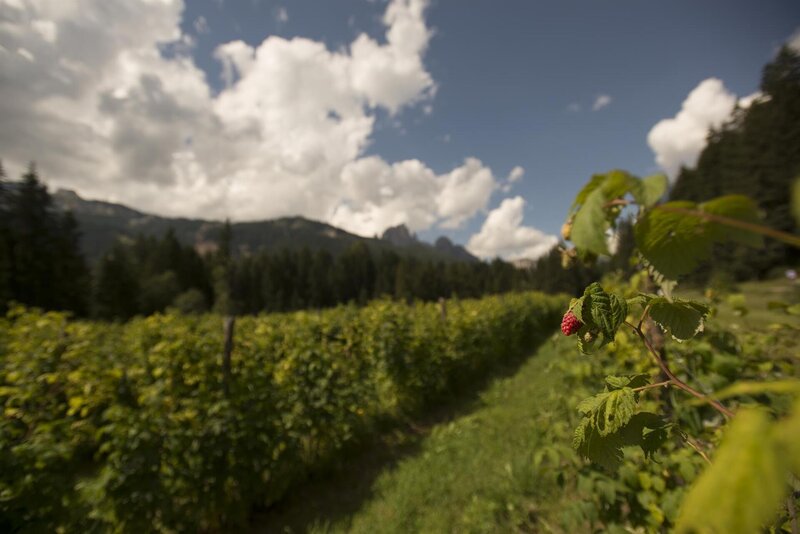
[0,0,502,238]
[436,158,497,229]
[507,166,524,183]
[788,28,800,52]
[647,78,747,179]
[500,165,524,193]
[592,94,611,111]
[193,16,209,34]
[466,197,558,261]
[329,156,498,235]
[275,7,288,23]
[566,102,580,113]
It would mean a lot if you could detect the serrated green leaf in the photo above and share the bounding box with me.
[576,327,601,355]
[636,196,764,279]
[589,289,613,338]
[641,258,677,298]
[605,374,650,391]
[574,411,666,470]
[675,409,787,534]
[701,195,763,248]
[635,201,712,279]
[580,284,627,345]
[597,389,636,436]
[647,297,710,341]
[608,293,628,335]
[640,426,669,458]
[601,169,639,200]
[637,174,668,207]
[569,297,585,323]
[577,392,608,415]
[579,388,637,437]
[572,187,610,256]
[626,295,648,307]
[583,282,604,298]
[570,173,607,213]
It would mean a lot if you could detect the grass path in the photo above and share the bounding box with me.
[251,335,573,534]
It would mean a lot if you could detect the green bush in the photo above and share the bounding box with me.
[0,292,565,532]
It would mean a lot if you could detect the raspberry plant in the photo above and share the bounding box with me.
[563,170,800,533]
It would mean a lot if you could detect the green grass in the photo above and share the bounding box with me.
[249,280,799,534]
[327,338,570,534]
[678,277,800,331]
[250,335,574,534]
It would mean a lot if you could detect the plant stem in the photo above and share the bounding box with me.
[625,321,735,419]
[682,434,712,466]
[632,380,671,393]
[658,205,800,249]
[788,494,798,534]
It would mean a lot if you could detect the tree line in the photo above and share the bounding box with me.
[0,165,615,320]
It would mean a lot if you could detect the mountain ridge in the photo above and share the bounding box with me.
[52,189,479,264]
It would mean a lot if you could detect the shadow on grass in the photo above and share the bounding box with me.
[247,331,556,534]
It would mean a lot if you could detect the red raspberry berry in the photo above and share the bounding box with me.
[561,311,582,336]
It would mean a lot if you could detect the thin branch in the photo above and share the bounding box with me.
[624,321,735,419]
[683,434,712,466]
[788,493,798,534]
[603,198,632,209]
[637,302,652,331]
[658,205,800,249]
[632,380,671,393]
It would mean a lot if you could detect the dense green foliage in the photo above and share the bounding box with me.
[563,164,800,532]
[670,46,800,280]
[0,291,565,532]
[249,280,796,533]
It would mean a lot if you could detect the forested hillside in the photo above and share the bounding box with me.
[1,166,609,319]
[670,46,800,280]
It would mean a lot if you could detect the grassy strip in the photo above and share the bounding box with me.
[250,334,576,533]
[322,336,574,534]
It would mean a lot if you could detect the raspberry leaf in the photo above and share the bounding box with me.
[571,186,609,256]
[647,297,710,341]
[635,196,763,280]
[634,174,668,208]
[675,409,787,534]
[605,374,650,391]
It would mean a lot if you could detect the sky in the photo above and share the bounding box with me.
[0,0,798,260]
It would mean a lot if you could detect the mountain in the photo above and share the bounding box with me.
[52,189,479,264]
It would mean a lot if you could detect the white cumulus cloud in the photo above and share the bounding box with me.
[467,197,557,261]
[646,78,762,179]
[0,0,508,238]
[789,28,800,52]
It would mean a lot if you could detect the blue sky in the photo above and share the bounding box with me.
[1,0,799,258]
[179,0,799,244]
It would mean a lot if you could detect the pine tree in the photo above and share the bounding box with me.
[0,161,11,311]
[93,243,140,319]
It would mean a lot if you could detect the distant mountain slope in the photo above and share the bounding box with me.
[52,189,479,264]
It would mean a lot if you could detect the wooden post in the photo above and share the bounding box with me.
[222,315,235,396]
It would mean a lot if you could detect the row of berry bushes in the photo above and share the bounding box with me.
[0,292,565,532]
